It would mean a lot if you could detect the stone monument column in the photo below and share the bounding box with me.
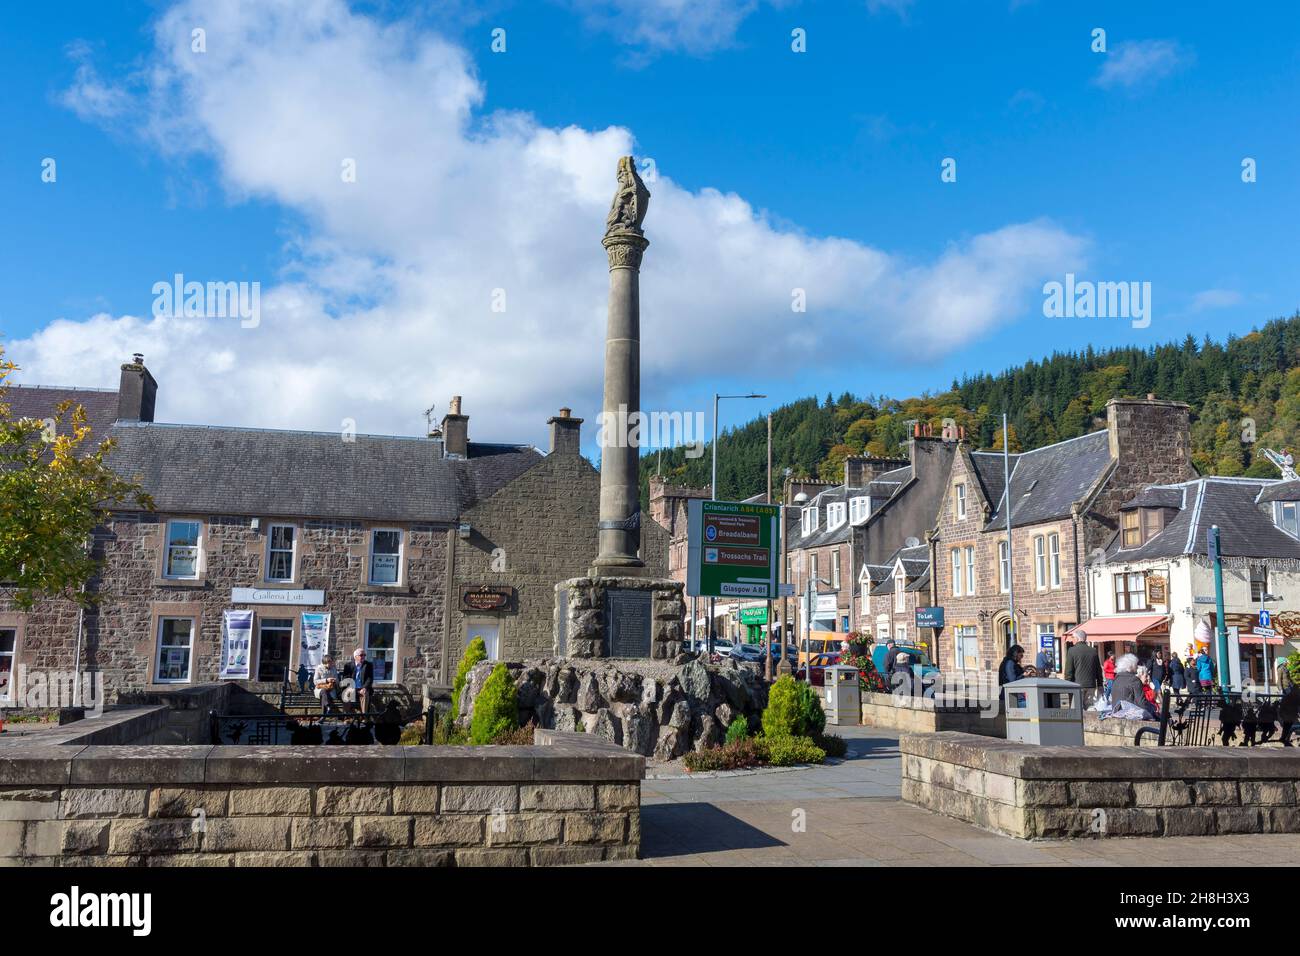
[593,156,651,573]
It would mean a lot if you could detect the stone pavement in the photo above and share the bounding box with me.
[627,726,1300,866]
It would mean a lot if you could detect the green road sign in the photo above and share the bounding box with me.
[686,499,781,599]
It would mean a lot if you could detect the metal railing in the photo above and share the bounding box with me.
[1134,687,1295,747]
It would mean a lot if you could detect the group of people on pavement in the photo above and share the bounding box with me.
[311,648,375,716]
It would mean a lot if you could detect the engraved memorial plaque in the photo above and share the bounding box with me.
[605,588,652,657]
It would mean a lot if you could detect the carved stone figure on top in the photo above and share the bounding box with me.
[604,155,650,238]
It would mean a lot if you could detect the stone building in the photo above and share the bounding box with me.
[0,357,667,705]
[928,397,1196,675]
[1081,475,1300,685]
[864,544,931,648]
[787,440,954,643]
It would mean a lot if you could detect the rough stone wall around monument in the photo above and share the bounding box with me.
[457,656,767,760]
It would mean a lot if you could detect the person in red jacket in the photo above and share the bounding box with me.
[1103,651,1116,702]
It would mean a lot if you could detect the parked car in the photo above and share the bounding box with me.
[729,643,766,663]
[871,643,940,686]
[796,652,841,686]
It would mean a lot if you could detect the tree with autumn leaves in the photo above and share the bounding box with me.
[0,347,152,608]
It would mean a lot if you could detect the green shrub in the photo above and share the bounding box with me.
[762,675,826,739]
[816,732,847,759]
[724,716,750,744]
[451,636,488,717]
[683,739,764,772]
[469,663,519,745]
[490,722,536,745]
[759,735,826,767]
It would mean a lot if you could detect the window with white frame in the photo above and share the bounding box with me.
[894,571,905,612]
[364,620,398,683]
[1048,533,1061,588]
[164,520,201,579]
[951,549,963,597]
[368,529,402,585]
[955,483,967,520]
[850,496,870,524]
[0,627,15,702]
[998,540,1010,593]
[895,624,907,644]
[266,524,297,582]
[811,553,818,582]
[155,617,195,684]
[1276,501,1299,538]
[801,506,819,536]
[832,550,841,589]
[1034,536,1047,590]
[964,546,975,595]
[826,502,846,529]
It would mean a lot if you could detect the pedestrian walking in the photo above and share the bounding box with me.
[1150,650,1166,693]
[1103,651,1116,702]
[1064,630,1103,708]
[1167,651,1186,697]
[1194,647,1215,693]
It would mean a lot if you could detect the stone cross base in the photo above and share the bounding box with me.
[554,576,685,659]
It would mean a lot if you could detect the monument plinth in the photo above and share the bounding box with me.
[556,155,685,659]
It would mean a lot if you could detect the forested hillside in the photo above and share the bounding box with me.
[640,312,1300,505]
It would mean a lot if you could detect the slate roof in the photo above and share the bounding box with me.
[3,384,121,440]
[1106,477,1300,561]
[786,470,914,551]
[1121,486,1185,510]
[869,544,929,595]
[1256,479,1300,504]
[106,421,541,523]
[983,430,1112,531]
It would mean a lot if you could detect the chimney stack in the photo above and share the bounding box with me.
[548,406,583,456]
[844,455,909,488]
[117,353,157,422]
[441,395,468,458]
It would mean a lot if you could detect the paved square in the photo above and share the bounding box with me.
[626,727,1300,866]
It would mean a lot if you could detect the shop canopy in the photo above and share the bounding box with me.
[1238,633,1286,646]
[1067,615,1170,644]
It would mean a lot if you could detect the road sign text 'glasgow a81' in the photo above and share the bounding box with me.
[686,499,781,600]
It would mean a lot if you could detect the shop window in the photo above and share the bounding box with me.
[155,618,195,683]
[164,520,201,579]
[368,529,402,585]
[364,621,398,683]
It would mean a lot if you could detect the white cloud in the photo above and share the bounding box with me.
[15,0,1087,446]
[1189,288,1243,312]
[565,0,762,56]
[1094,39,1192,90]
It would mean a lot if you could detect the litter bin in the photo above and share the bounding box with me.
[823,664,860,726]
[1002,677,1083,745]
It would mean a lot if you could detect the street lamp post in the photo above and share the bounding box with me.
[709,391,766,656]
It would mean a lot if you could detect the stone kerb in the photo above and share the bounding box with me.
[0,730,641,866]
[901,731,1300,840]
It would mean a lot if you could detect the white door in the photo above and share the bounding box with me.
[467,621,500,661]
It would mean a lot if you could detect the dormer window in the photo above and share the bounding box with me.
[850,496,870,524]
[826,502,846,529]
[801,506,819,536]
[1275,501,1299,538]
[1121,508,1165,549]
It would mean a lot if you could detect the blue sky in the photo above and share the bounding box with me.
[2,0,1298,450]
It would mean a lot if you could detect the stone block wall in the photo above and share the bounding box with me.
[860,692,1005,737]
[901,731,1300,840]
[1082,711,1158,747]
[0,730,641,866]
[555,576,684,660]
